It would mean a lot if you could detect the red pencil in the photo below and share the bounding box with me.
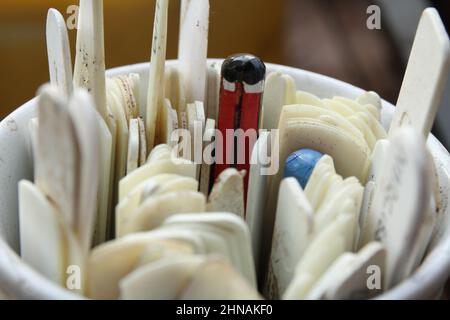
[215,54,266,209]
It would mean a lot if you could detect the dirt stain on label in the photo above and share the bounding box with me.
[6,119,18,132]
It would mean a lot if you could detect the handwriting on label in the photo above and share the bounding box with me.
[374,144,407,241]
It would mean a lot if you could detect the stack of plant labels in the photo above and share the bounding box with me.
[18,0,449,300]
[248,86,387,285]
[249,74,444,299]
[21,0,260,300]
[20,86,99,295]
[247,7,449,300]
[251,79,439,299]
[106,143,257,299]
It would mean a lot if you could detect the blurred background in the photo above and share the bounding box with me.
[0,0,449,145]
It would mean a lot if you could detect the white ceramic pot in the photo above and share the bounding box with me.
[1,61,449,299]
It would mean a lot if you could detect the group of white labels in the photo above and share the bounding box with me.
[19,0,255,299]
[17,0,450,300]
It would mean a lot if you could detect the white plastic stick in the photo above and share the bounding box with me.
[146,0,169,150]
[187,101,206,178]
[28,118,39,179]
[46,8,73,97]
[93,114,113,244]
[36,85,78,230]
[138,117,147,166]
[362,126,434,288]
[127,119,140,174]
[19,180,66,285]
[199,118,215,195]
[246,131,271,273]
[68,89,100,252]
[206,61,222,122]
[268,178,313,297]
[73,0,114,243]
[389,8,450,138]
[73,0,108,122]
[207,168,245,218]
[178,0,210,111]
[262,72,296,130]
